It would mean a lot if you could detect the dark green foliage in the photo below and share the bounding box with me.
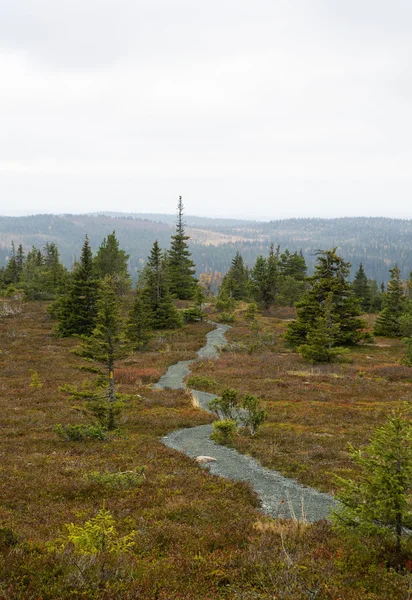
[220,251,249,300]
[367,279,383,312]
[93,230,131,294]
[141,241,182,329]
[182,306,203,322]
[286,249,364,348]
[279,249,307,280]
[56,236,98,337]
[168,196,197,300]
[127,288,151,350]
[54,423,107,441]
[374,266,406,337]
[276,276,306,307]
[75,276,130,429]
[215,290,236,313]
[250,255,271,307]
[333,409,412,554]
[298,295,349,363]
[1,242,19,286]
[353,263,371,312]
[21,243,68,300]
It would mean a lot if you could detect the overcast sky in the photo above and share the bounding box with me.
[1,0,411,219]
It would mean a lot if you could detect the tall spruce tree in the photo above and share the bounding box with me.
[374,265,406,337]
[75,276,130,430]
[168,196,197,300]
[57,236,99,337]
[220,251,249,300]
[141,241,181,329]
[353,263,371,312]
[127,288,151,350]
[285,248,364,347]
[94,231,131,294]
[2,242,19,286]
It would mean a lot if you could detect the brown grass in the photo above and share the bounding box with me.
[0,301,411,599]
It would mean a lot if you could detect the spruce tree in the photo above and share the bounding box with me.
[57,236,99,337]
[168,196,197,300]
[94,231,131,294]
[266,243,280,306]
[127,288,151,350]
[2,242,19,286]
[141,241,181,329]
[353,263,371,312]
[75,276,130,430]
[332,408,412,555]
[279,249,307,280]
[21,243,67,300]
[285,248,364,348]
[374,265,406,337]
[297,294,347,362]
[220,251,249,300]
[250,255,269,307]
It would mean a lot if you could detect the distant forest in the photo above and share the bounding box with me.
[1,213,411,283]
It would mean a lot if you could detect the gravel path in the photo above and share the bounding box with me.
[159,322,336,522]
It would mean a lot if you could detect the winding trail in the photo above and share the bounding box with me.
[159,322,336,522]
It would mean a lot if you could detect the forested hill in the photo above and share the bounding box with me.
[1,213,412,283]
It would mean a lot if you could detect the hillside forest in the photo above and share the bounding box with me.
[1,202,412,598]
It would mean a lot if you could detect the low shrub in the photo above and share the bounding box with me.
[219,311,235,323]
[54,423,107,442]
[186,374,217,391]
[211,419,237,444]
[88,468,145,489]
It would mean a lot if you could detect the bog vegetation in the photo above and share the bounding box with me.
[1,200,412,598]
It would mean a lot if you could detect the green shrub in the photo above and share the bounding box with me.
[211,419,237,444]
[54,423,107,442]
[182,306,204,322]
[241,394,267,436]
[208,388,239,419]
[219,311,235,323]
[186,374,217,391]
[56,508,136,555]
[88,468,145,489]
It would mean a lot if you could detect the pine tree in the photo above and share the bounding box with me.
[94,231,131,294]
[168,196,197,300]
[75,276,130,430]
[374,265,406,337]
[368,279,383,313]
[266,244,280,306]
[141,241,182,329]
[127,288,151,350]
[250,255,269,307]
[21,243,67,300]
[279,249,307,280]
[57,236,99,337]
[220,252,249,300]
[353,263,371,312]
[285,248,364,347]
[297,294,347,362]
[2,242,19,286]
[332,408,412,555]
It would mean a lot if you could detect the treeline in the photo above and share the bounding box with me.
[3,214,412,284]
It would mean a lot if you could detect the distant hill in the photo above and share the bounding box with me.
[1,213,412,284]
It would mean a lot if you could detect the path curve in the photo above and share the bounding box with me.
[159,322,336,522]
